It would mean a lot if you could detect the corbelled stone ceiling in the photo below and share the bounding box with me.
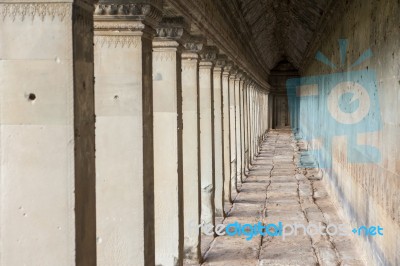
[166,0,335,83]
[236,0,332,71]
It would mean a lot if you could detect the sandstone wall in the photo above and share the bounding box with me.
[300,0,400,264]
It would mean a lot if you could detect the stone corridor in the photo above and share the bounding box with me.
[1,0,399,265]
[201,130,365,266]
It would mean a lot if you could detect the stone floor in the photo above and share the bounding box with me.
[197,130,366,266]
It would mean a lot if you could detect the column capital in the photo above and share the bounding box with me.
[155,17,190,44]
[240,72,249,82]
[214,54,227,72]
[229,66,238,79]
[222,61,233,76]
[200,46,218,63]
[94,0,163,30]
[182,52,199,61]
[183,36,205,53]
[235,70,244,81]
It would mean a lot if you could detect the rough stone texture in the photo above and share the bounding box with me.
[300,0,400,265]
[194,130,366,266]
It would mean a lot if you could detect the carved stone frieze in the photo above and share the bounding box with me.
[0,3,72,22]
[94,0,163,30]
[153,39,179,62]
[95,35,140,48]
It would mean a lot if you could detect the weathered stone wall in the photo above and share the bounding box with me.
[301,0,400,265]
[0,1,96,265]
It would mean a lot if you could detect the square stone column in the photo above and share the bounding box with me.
[254,88,258,155]
[213,57,226,218]
[247,84,252,167]
[235,72,243,186]
[250,86,256,163]
[153,17,187,265]
[255,88,260,154]
[229,69,238,196]
[222,63,233,205]
[239,76,246,182]
[181,39,202,263]
[243,79,250,174]
[94,1,162,265]
[199,46,218,229]
[0,1,96,265]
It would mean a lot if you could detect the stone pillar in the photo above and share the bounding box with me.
[235,72,243,186]
[260,92,264,137]
[239,76,246,181]
[260,91,264,137]
[94,1,161,265]
[199,46,218,229]
[248,84,253,166]
[256,89,261,153]
[181,38,203,263]
[264,93,267,133]
[243,79,249,174]
[253,87,260,154]
[153,17,187,265]
[250,86,256,163]
[269,93,274,130]
[222,62,233,205]
[0,1,96,265]
[229,68,238,197]
[213,56,226,217]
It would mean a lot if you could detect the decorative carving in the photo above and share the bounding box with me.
[215,54,228,69]
[236,70,244,80]
[94,1,163,28]
[200,46,218,62]
[182,53,198,60]
[229,65,238,76]
[183,42,202,52]
[153,51,175,62]
[183,35,205,53]
[95,35,140,48]
[223,61,233,73]
[182,52,198,70]
[156,27,184,38]
[94,21,146,30]
[0,3,71,22]
[94,1,161,16]
[155,17,189,42]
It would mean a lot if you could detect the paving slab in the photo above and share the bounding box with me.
[201,131,366,266]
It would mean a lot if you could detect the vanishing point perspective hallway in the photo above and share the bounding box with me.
[1,0,399,265]
[202,130,365,266]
